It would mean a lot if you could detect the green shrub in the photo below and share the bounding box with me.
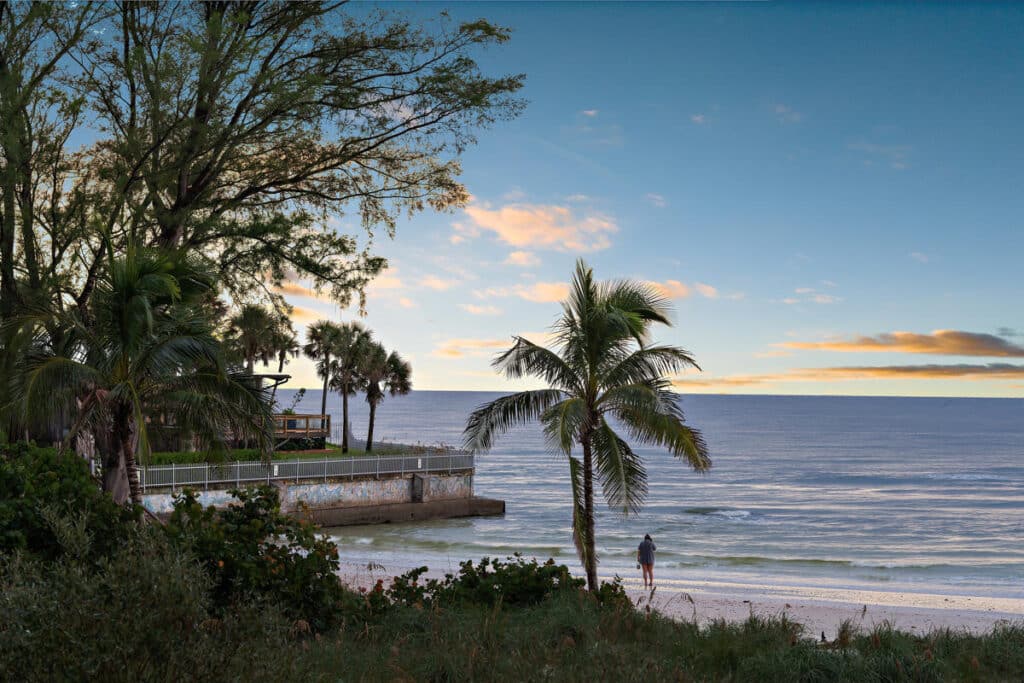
[387,554,586,609]
[0,525,318,683]
[163,486,355,632]
[0,442,138,562]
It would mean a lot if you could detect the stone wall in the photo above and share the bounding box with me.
[142,472,473,516]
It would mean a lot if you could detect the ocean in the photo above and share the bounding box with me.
[279,390,1024,599]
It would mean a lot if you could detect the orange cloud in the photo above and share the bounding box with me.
[518,281,570,303]
[432,337,511,359]
[782,330,1024,357]
[290,306,323,324]
[273,281,320,298]
[398,297,416,309]
[648,280,690,299]
[504,250,541,267]
[419,275,459,291]
[458,203,617,252]
[460,304,502,316]
[673,363,1024,390]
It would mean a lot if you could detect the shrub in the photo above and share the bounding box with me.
[0,442,138,562]
[163,485,354,632]
[387,554,586,609]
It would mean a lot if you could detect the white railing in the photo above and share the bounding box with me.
[139,453,474,492]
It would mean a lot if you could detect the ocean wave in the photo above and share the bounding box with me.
[683,507,758,522]
[923,473,1004,482]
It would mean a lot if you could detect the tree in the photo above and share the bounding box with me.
[303,320,343,420]
[462,260,711,591]
[225,304,276,374]
[6,248,274,505]
[327,321,372,453]
[268,318,300,405]
[361,342,412,453]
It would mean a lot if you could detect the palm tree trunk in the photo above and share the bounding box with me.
[581,437,598,592]
[270,354,284,404]
[341,390,349,453]
[366,401,376,453]
[114,407,143,505]
[319,354,330,420]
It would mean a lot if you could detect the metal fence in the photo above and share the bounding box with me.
[139,453,474,492]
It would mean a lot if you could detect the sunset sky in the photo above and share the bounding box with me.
[278,2,1024,397]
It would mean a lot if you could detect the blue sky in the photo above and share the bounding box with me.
[281,2,1024,396]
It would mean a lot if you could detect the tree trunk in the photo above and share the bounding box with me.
[114,407,143,505]
[270,354,284,404]
[581,438,598,592]
[341,390,349,453]
[366,401,376,453]
[319,354,330,419]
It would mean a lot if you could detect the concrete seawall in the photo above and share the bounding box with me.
[142,471,504,526]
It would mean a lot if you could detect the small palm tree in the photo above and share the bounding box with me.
[303,320,343,420]
[8,249,274,505]
[327,321,372,452]
[360,342,412,453]
[463,260,710,592]
[226,304,276,374]
[268,318,300,405]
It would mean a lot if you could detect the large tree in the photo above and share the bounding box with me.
[6,248,274,504]
[463,261,711,592]
[225,304,276,374]
[303,320,344,420]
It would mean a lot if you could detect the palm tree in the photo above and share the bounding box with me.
[303,320,343,420]
[463,260,710,592]
[225,304,275,374]
[8,249,274,505]
[327,321,372,452]
[360,342,412,453]
[268,318,300,405]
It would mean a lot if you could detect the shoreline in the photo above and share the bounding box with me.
[336,561,1024,636]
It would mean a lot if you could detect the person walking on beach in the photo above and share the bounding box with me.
[637,534,657,588]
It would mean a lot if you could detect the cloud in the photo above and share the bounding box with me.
[460,304,502,316]
[473,281,570,304]
[694,282,718,299]
[432,337,511,359]
[290,306,323,324]
[503,187,526,201]
[690,114,706,124]
[848,141,911,170]
[504,250,541,267]
[419,275,459,291]
[910,251,929,263]
[648,280,690,299]
[779,287,842,305]
[371,268,404,290]
[581,109,599,117]
[565,194,590,202]
[458,202,618,252]
[774,104,802,124]
[781,330,1024,357]
[398,297,416,309]
[645,193,668,208]
[673,363,1024,390]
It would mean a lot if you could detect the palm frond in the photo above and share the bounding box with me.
[599,345,700,390]
[603,382,711,471]
[462,389,566,452]
[540,396,588,456]
[493,336,582,393]
[591,418,648,514]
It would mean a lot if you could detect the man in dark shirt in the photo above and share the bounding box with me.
[637,534,657,588]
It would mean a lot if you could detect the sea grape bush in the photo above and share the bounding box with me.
[386,555,587,608]
[0,443,139,562]
[164,486,352,632]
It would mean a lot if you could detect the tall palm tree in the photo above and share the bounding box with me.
[327,321,372,452]
[463,260,710,592]
[303,320,343,420]
[7,249,274,505]
[360,342,412,453]
[225,304,275,374]
[268,318,300,405]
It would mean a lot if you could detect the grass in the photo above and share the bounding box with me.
[293,595,1024,682]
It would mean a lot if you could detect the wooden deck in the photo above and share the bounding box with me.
[273,414,330,440]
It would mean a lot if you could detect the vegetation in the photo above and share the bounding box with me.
[327,321,373,453]
[464,260,710,591]
[4,249,273,504]
[359,342,413,453]
[2,444,1022,682]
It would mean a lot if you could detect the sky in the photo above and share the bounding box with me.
[277,1,1024,397]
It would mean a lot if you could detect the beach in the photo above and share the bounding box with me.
[337,561,1023,636]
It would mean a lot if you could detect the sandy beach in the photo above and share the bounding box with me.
[337,561,1024,637]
